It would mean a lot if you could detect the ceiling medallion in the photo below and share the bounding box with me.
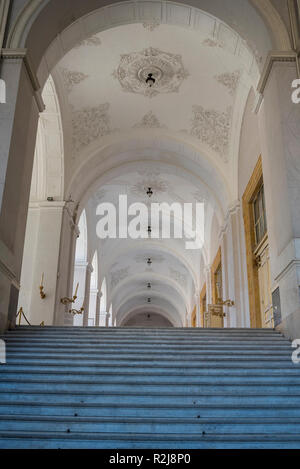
[113,47,189,98]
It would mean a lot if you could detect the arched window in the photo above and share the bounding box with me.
[73,210,87,326]
[99,278,107,326]
[88,252,98,326]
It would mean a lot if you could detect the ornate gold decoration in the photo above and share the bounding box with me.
[208,304,226,318]
[69,306,84,316]
[61,282,79,305]
[39,272,46,299]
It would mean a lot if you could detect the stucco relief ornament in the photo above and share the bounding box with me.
[113,47,189,98]
[60,68,88,94]
[111,268,130,289]
[133,111,166,129]
[214,70,241,96]
[131,177,169,197]
[142,20,160,32]
[72,103,115,154]
[190,105,232,160]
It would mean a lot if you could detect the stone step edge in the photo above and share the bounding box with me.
[0,431,299,442]
[2,415,300,425]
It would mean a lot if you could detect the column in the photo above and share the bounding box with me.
[0,53,43,331]
[82,263,93,327]
[72,261,87,327]
[105,312,111,328]
[95,292,102,326]
[194,293,201,328]
[258,61,300,338]
[18,202,65,325]
[54,205,80,326]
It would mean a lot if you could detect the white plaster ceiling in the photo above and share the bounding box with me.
[53,22,258,172]
[41,16,261,325]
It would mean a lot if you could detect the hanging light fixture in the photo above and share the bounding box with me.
[147,258,152,265]
[147,282,151,289]
[146,187,153,198]
[146,73,156,87]
[147,298,151,303]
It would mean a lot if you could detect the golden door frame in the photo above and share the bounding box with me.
[242,155,265,328]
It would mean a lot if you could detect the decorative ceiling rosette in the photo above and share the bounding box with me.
[113,47,189,98]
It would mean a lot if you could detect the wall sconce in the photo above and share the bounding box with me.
[217,298,235,307]
[69,306,84,316]
[61,282,79,305]
[39,272,46,299]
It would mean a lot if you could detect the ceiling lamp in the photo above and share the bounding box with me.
[147,258,152,266]
[147,283,151,289]
[146,187,153,197]
[146,73,156,88]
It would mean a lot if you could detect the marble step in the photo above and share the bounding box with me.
[0,431,300,449]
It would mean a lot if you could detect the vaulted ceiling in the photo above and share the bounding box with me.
[34,6,266,325]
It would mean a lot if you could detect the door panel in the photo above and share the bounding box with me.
[257,243,274,328]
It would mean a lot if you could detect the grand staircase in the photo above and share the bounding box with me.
[0,326,300,449]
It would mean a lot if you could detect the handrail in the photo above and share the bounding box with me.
[16,307,44,327]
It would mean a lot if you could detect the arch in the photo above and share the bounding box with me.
[30,75,64,202]
[75,209,87,262]
[118,304,182,327]
[100,277,107,314]
[7,1,290,79]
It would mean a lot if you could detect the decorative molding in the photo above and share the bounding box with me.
[131,175,169,197]
[71,103,115,154]
[142,20,160,32]
[74,35,101,48]
[113,47,189,98]
[134,254,164,264]
[60,67,88,94]
[0,257,19,289]
[111,267,130,289]
[250,0,292,51]
[190,105,232,160]
[214,70,241,96]
[0,0,10,50]
[0,48,45,111]
[202,38,223,48]
[169,268,187,288]
[256,51,297,101]
[133,111,167,129]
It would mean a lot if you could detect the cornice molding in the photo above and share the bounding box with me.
[0,47,45,111]
[0,257,19,289]
[254,50,297,113]
[257,50,297,94]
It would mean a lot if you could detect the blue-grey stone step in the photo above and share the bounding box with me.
[0,431,300,449]
[1,415,300,434]
[1,402,300,418]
